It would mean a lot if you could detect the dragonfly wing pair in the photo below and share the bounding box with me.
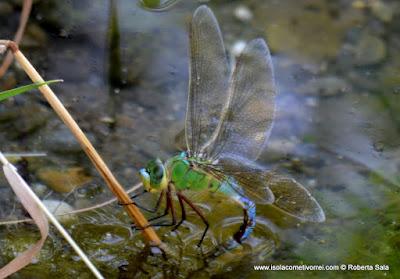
[197,156,325,222]
[186,6,276,163]
[185,6,325,223]
[185,6,276,205]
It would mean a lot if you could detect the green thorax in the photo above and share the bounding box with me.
[165,152,221,192]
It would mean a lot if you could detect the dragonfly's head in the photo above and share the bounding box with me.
[139,158,168,192]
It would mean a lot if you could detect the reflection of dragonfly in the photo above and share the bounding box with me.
[132,5,325,247]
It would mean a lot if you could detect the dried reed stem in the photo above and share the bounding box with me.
[0,40,162,246]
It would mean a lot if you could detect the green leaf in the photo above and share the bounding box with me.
[0,79,63,102]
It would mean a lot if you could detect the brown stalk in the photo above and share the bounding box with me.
[0,40,162,247]
[0,0,32,78]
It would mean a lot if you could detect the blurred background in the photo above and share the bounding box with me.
[0,0,400,278]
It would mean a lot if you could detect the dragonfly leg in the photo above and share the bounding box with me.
[121,190,165,213]
[168,184,177,225]
[140,190,165,213]
[130,189,148,199]
[178,192,209,247]
[143,184,176,227]
[172,193,186,231]
[150,184,176,224]
[119,189,146,205]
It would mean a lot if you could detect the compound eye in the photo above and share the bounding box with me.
[153,164,164,179]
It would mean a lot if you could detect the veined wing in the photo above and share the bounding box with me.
[196,155,325,223]
[268,174,325,223]
[185,6,230,157]
[202,39,276,162]
[195,156,275,204]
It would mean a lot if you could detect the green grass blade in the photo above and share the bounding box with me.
[0,79,63,102]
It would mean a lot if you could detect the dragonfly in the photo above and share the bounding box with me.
[129,5,325,247]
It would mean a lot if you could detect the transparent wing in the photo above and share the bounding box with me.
[268,174,325,223]
[197,156,275,204]
[185,5,230,157]
[174,128,186,151]
[202,39,276,162]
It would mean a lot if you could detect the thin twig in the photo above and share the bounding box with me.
[0,183,143,226]
[3,152,47,157]
[0,0,32,78]
[0,40,162,246]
